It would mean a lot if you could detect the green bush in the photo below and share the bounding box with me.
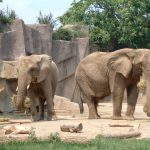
[53,24,88,41]
[37,11,56,28]
[0,8,17,32]
[0,8,17,24]
[72,29,88,38]
[52,28,73,41]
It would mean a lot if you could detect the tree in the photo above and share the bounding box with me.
[59,0,150,51]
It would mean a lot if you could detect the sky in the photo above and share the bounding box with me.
[0,0,74,24]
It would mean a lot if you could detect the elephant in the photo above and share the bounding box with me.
[16,54,58,121]
[75,48,150,120]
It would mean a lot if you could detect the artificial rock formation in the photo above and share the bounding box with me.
[0,19,89,112]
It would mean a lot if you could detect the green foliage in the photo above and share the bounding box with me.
[37,11,56,28]
[69,23,89,38]
[59,0,150,50]
[0,7,17,33]
[53,23,89,41]
[0,8,17,24]
[1,138,150,150]
[48,132,61,142]
[52,28,73,41]
[28,127,37,142]
[0,9,17,33]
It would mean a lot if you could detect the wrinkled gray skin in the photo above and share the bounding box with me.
[75,48,150,120]
[17,54,58,121]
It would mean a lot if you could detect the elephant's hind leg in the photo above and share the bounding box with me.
[43,82,57,121]
[84,95,100,119]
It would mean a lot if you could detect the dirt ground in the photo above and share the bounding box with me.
[1,100,150,143]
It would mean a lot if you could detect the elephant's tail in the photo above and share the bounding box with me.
[79,92,84,113]
[76,83,84,114]
[71,80,84,114]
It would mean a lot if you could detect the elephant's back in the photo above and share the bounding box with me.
[78,52,111,67]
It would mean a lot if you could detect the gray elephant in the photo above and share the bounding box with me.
[16,54,58,121]
[75,48,150,120]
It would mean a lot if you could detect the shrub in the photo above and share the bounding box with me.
[0,7,17,32]
[37,11,56,28]
[0,8,17,24]
[52,28,73,41]
[48,132,61,142]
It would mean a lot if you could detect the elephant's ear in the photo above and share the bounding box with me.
[37,55,52,83]
[133,52,145,66]
[107,54,132,78]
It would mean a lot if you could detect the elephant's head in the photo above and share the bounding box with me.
[16,54,52,110]
[133,49,150,117]
[108,48,150,117]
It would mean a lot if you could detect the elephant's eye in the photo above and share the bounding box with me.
[30,67,39,76]
[30,68,35,72]
[17,68,19,73]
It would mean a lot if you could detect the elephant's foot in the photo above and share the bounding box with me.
[112,116,123,120]
[31,115,40,122]
[47,115,57,121]
[123,115,134,121]
[88,114,101,119]
[39,116,44,121]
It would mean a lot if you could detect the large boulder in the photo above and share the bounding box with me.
[0,61,18,79]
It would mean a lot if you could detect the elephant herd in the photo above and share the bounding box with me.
[16,48,150,121]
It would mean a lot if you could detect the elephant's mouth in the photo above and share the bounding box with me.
[31,76,38,83]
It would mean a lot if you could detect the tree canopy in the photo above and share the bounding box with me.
[59,0,150,51]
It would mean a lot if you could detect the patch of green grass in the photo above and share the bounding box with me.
[1,137,150,150]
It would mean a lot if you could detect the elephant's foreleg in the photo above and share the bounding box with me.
[39,98,45,120]
[94,99,100,118]
[112,73,126,119]
[28,92,39,121]
[125,85,139,120]
[43,82,56,121]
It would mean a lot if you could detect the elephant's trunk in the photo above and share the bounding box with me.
[16,75,28,110]
[146,80,150,117]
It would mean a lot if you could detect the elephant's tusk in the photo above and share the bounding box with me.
[16,87,18,92]
[27,84,30,90]
[0,87,5,93]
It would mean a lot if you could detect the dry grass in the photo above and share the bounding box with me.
[10,95,31,114]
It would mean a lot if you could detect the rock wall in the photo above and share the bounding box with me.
[52,38,89,103]
[0,19,54,112]
[0,19,89,112]
[0,19,53,60]
[25,24,52,56]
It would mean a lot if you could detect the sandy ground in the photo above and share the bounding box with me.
[1,102,150,143]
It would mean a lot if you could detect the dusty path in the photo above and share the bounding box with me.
[1,102,150,143]
[23,103,150,140]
